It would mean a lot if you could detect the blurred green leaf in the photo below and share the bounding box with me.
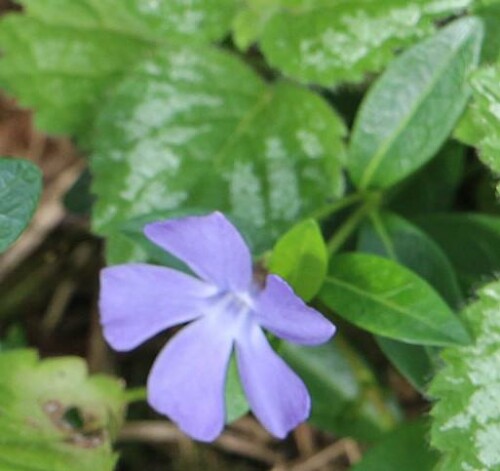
[430,280,500,470]
[0,349,126,471]
[91,45,345,263]
[233,0,474,86]
[352,419,438,471]
[414,213,500,292]
[225,355,249,423]
[320,253,471,346]
[0,157,42,253]
[281,338,400,441]
[64,169,94,216]
[389,141,465,216]
[0,0,237,137]
[269,219,328,301]
[348,17,483,190]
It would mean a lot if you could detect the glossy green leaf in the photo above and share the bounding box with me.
[269,219,328,301]
[0,0,237,137]
[357,211,457,390]
[358,211,462,307]
[414,213,500,292]
[352,419,438,471]
[91,45,345,263]
[320,253,471,346]
[234,0,474,86]
[281,338,400,441]
[389,141,465,216]
[0,157,42,253]
[0,349,126,471]
[430,280,500,470]
[348,17,483,190]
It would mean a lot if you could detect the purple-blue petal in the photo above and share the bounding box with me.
[254,275,335,345]
[144,212,252,292]
[147,314,235,442]
[99,264,217,351]
[235,321,310,438]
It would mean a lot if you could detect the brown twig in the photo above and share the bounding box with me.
[119,421,283,465]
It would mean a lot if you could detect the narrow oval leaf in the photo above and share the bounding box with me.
[320,253,471,346]
[358,211,463,308]
[352,419,438,471]
[430,281,500,470]
[91,45,345,263]
[0,349,126,471]
[0,157,42,252]
[269,219,328,301]
[281,338,400,441]
[348,17,483,190]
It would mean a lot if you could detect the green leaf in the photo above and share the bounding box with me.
[0,157,42,253]
[357,211,462,390]
[235,0,474,86]
[0,349,126,471]
[352,419,438,471]
[91,45,346,263]
[472,1,500,62]
[225,355,249,424]
[430,280,500,470]
[348,17,483,190]
[358,211,462,308]
[269,219,328,301]
[454,64,500,191]
[389,141,465,216]
[320,253,471,347]
[414,213,500,292]
[281,338,400,441]
[0,0,237,137]
[375,337,436,393]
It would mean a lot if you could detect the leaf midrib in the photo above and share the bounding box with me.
[357,26,474,189]
[323,275,458,343]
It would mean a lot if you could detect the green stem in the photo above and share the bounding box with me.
[327,202,373,255]
[125,386,148,404]
[310,192,363,221]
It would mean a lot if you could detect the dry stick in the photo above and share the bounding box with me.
[286,439,363,471]
[119,421,283,466]
[293,423,316,459]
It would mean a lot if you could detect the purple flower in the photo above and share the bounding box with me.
[99,212,335,441]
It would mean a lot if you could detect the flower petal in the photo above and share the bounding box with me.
[100,264,217,351]
[254,275,335,345]
[144,212,252,291]
[147,315,234,442]
[235,321,310,438]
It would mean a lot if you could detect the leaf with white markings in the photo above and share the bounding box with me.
[91,45,346,263]
[455,64,500,192]
[430,280,500,470]
[0,0,237,137]
[233,0,475,86]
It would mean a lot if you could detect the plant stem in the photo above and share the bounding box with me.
[310,192,363,221]
[125,386,148,404]
[327,202,373,255]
